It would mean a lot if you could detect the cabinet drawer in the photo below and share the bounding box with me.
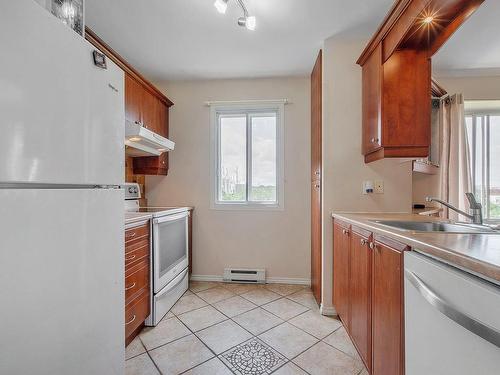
[125,290,150,341]
[125,242,149,269]
[125,223,149,243]
[125,259,149,304]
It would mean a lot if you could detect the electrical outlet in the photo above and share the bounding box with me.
[374,180,384,194]
[363,180,374,195]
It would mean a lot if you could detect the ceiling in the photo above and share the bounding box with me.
[433,1,500,77]
[85,0,393,82]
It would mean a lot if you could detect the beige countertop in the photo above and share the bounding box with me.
[331,212,500,285]
[125,206,194,226]
[125,212,152,226]
[412,207,443,216]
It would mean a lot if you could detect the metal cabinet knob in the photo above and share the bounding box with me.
[371,138,380,143]
[361,239,367,246]
[342,229,349,235]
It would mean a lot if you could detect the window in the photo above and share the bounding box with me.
[210,101,284,209]
[465,102,500,221]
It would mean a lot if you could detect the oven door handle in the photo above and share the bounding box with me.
[153,212,188,224]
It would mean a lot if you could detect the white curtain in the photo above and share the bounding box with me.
[439,94,473,220]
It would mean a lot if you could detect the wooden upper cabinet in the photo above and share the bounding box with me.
[362,44,382,155]
[333,220,350,329]
[357,0,484,163]
[371,235,408,375]
[361,45,431,163]
[158,97,169,137]
[125,74,143,125]
[85,28,173,176]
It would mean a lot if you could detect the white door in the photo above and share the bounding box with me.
[0,0,124,186]
[0,188,124,375]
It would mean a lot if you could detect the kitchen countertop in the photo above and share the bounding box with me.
[125,206,194,226]
[412,207,443,216]
[125,212,153,226]
[332,212,500,285]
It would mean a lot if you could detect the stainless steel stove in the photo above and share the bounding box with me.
[125,183,189,326]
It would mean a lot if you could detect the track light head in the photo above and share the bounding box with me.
[238,15,256,31]
[214,0,228,14]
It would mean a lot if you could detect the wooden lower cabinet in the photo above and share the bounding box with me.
[349,227,372,371]
[372,235,407,375]
[125,221,151,346]
[333,218,407,375]
[125,291,150,345]
[333,221,350,329]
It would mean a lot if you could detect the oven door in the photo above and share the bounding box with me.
[152,211,189,293]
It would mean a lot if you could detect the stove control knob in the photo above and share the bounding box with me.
[128,187,134,193]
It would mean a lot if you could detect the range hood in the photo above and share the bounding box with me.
[125,120,175,157]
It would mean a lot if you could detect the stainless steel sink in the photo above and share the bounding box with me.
[371,220,497,233]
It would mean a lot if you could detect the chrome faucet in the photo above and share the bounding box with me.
[426,193,483,225]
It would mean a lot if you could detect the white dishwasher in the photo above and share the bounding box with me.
[404,251,500,375]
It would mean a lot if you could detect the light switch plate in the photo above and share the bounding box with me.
[374,180,384,194]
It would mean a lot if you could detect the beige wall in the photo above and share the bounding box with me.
[146,77,312,283]
[437,75,500,100]
[321,35,413,312]
[411,75,500,207]
[412,172,440,205]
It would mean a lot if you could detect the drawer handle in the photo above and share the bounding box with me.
[125,254,136,261]
[125,282,136,291]
[126,232,137,239]
[125,315,136,326]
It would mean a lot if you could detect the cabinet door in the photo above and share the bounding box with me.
[333,221,350,328]
[141,89,158,132]
[372,236,406,375]
[125,74,142,125]
[310,51,322,304]
[349,229,372,371]
[362,44,382,154]
[157,98,168,137]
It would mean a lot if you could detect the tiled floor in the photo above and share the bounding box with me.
[126,282,367,375]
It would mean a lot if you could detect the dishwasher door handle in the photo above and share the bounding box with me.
[405,269,500,348]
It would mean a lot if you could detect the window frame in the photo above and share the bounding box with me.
[209,101,285,211]
[465,110,500,223]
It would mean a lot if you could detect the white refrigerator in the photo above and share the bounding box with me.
[0,1,125,374]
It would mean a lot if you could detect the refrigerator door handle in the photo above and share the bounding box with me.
[405,270,500,348]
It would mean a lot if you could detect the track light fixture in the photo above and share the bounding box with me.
[213,0,256,31]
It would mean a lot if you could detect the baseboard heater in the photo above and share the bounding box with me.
[223,268,266,284]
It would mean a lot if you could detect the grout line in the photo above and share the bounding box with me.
[145,349,164,375]
[321,335,364,362]
[172,300,258,375]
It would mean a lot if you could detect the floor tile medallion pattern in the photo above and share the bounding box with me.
[220,338,286,375]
